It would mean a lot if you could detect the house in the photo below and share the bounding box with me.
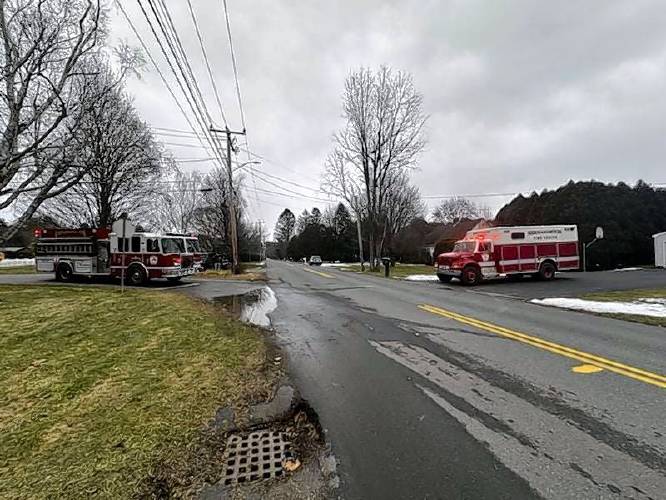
[653,232,666,268]
[0,246,32,259]
[423,219,492,263]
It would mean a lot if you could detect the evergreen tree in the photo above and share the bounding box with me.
[495,180,666,269]
[274,209,296,259]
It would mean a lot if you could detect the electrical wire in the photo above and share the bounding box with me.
[186,0,228,127]
[141,0,226,166]
[136,0,218,160]
[245,165,324,193]
[221,0,246,131]
[115,0,202,148]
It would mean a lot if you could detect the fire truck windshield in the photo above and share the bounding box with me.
[186,239,201,253]
[161,238,184,254]
[453,241,476,253]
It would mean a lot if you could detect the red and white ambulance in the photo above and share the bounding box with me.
[34,219,200,285]
[435,225,579,285]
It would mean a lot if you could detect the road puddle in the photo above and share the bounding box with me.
[215,287,277,327]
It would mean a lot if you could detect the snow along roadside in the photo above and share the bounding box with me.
[0,258,35,268]
[530,297,666,318]
[404,274,440,282]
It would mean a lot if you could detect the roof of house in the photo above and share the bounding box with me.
[653,232,666,238]
[423,219,490,246]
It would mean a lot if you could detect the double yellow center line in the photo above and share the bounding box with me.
[304,267,335,279]
[419,304,666,389]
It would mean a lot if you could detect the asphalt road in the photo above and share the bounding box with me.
[448,267,666,299]
[265,260,665,500]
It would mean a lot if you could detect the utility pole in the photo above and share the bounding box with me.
[257,219,265,262]
[210,125,246,275]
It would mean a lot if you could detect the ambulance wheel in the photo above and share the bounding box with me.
[55,263,73,282]
[127,265,147,286]
[538,261,556,281]
[461,265,482,286]
[438,274,452,283]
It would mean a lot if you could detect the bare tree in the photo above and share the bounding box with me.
[0,0,105,241]
[431,197,484,224]
[41,65,163,227]
[324,66,427,269]
[192,166,245,255]
[323,148,367,267]
[149,169,205,233]
[380,172,424,255]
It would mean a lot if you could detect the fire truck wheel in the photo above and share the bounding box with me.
[127,265,147,286]
[538,261,557,281]
[55,263,73,282]
[461,265,482,286]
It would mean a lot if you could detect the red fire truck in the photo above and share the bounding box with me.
[34,220,200,285]
[435,225,579,285]
[166,232,206,272]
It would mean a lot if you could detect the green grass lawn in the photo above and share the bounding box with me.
[0,265,36,274]
[0,285,276,498]
[581,288,666,327]
[342,263,434,278]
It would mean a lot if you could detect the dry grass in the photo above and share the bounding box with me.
[343,263,434,278]
[197,263,267,282]
[0,285,276,498]
[581,288,666,327]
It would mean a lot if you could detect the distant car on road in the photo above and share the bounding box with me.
[309,255,322,266]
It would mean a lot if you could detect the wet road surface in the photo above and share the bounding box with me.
[265,259,665,499]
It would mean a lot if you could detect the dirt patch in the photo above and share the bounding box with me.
[137,392,332,500]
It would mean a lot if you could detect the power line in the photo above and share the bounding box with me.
[246,165,324,193]
[247,172,333,203]
[159,141,213,149]
[136,0,218,160]
[141,0,226,166]
[221,0,246,131]
[185,0,228,127]
[115,0,201,147]
[238,147,320,183]
[422,192,524,199]
[249,184,332,204]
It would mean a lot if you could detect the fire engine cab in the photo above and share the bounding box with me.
[435,225,579,285]
[165,232,205,272]
[34,219,200,285]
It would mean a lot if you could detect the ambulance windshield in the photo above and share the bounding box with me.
[453,241,476,253]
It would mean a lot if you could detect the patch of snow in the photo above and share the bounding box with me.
[639,297,666,305]
[404,274,440,282]
[611,267,643,272]
[530,297,666,318]
[321,262,352,268]
[0,258,34,268]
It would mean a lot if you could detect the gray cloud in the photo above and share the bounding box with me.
[109,0,666,233]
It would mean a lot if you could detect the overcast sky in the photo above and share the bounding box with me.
[110,0,666,237]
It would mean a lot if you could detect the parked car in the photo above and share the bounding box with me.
[309,255,323,266]
[203,253,231,270]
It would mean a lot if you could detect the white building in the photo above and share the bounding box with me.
[653,232,666,268]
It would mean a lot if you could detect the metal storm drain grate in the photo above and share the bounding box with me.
[223,430,293,485]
